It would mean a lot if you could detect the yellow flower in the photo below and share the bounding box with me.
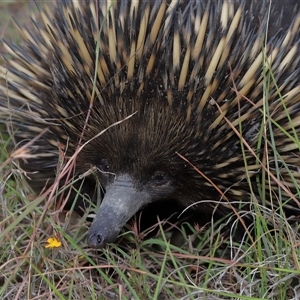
[45,237,62,248]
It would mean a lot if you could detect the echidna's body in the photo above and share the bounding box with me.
[1,0,300,248]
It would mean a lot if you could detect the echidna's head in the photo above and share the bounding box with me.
[78,103,199,248]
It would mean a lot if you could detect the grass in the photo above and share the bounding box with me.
[1,1,300,299]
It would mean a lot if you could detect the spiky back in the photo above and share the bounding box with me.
[1,0,300,212]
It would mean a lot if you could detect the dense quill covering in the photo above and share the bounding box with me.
[1,0,300,248]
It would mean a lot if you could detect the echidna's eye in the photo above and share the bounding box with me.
[96,159,113,187]
[151,171,169,185]
[97,158,111,174]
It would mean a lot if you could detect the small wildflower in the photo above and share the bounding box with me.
[45,237,62,248]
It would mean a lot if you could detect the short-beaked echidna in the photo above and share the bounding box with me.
[1,0,300,248]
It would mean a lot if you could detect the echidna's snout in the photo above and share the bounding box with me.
[87,174,152,248]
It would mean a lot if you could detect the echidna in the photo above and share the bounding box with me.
[1,0,300,249]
